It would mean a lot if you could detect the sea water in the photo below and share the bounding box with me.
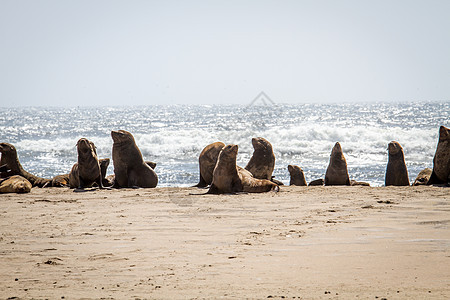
[0,102,448,187]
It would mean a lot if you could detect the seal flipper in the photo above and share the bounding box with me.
[193,174,208,188]
[206,184,220,194]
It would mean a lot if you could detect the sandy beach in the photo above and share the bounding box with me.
[0,186,449,299]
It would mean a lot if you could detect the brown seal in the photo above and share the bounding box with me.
[245,137,275,180]
[207,144,279,194]
[427,125,450,185]
[0,142,51,187]
[413,168,432,186]
[385,141,409,186]
[50,174,70,187]
[69,138,104,189]
[0,175,32,194]
[194,142,225,187]
[325,142,350,186]
[350,180,370,186]
[287,165,307,186]
[104,161,155,187]
[111,130,158,188]
[308,178,324,186]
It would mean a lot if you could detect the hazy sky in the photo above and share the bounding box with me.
[1,0,449,106]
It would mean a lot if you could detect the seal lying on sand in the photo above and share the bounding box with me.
[288,165,307,186]
[194,142,225,187]
[207,144,279,194]
[0,175,32,194]
[50,174,70,187]
[325,142,350,186]
[427,125,450,186]
[69,138,104,190]
[111,130,158,188]
[245,137,275,180]
[0,143,51,187]
[385,141,409,186]
[309,178,324,186]
[413,168,432,186]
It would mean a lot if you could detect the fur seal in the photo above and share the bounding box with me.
[325,142,350,186]
[245,137,275,180]
[350,180,370,186]
[194,142,225,187]
[111,130,158,188]
[207,144,279,194]
[309,178,324,186]
[0,143,51,187]
[385,141,410,186]
[103,161,155,187]
[0,175,32,194]
[287,165,307,186]
[50,174,70,187]
[413,168,432,186]
[427,125,450,185]
[69,138,104,190]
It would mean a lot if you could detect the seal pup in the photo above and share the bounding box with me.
[0,175,32,194]
[245,137,275,180]
[207,144,279,194]
[427,125,450,185]
[111,130,158,188]
[194,142,225,187]
[385,141,410,186]
[413,168,432,186]
[287,165,307,186]
[69,138,104,190]
[325,142,350,186]
[0,143,51,187]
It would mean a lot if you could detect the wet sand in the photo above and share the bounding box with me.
[0,186,449,299]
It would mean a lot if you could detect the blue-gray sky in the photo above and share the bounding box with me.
[1,0,449,106]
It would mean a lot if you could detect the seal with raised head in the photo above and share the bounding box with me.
[111,130,158,188]
[385,141,409,186]
[194,142,225,187]
[413,168,432,186]
[207,144,278,194]
[288,165,307,186]
[325,142,350,186]
[69,138,104,190]
[245,137,275,180]
[0,175,32,194]
[0,143,51,187]
[427,125,450,185]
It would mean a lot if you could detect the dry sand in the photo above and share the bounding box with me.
[0,186,449,299]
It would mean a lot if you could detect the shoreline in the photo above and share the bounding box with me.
[1,186,449,299]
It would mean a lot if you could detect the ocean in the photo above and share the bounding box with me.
[0,102,448,187]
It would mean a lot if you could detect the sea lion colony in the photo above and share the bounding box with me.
[0,126,449,193]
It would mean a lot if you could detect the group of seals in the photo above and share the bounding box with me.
[0,130,159,193]
[1,125,448,193]
[207,144,278,194]
[0,142,51,187]
[194,138,280,194]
